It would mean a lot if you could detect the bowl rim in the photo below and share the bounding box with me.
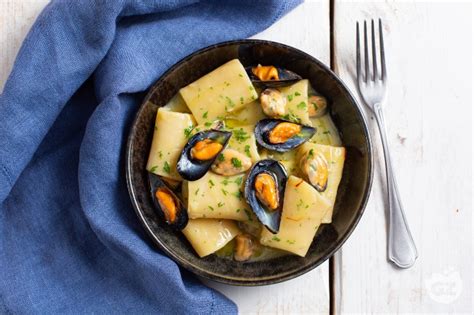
[125,39,374,286]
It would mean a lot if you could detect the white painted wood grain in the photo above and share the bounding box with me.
[0,0,49,91]
[205,2,331,314]
[333,2,472,313]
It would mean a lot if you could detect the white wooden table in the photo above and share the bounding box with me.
[1,1,471,314]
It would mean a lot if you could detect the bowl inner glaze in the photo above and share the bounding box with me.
[126,40,373,286]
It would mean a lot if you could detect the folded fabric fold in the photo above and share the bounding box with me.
[0,0,302,313]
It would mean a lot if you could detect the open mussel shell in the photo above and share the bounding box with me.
[246,66,301,88]
[244,159,288,234]
[148,173,188,230]
[254,119,316,153]
[177,130,231,181]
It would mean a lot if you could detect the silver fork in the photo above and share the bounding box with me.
[356,19,418,268]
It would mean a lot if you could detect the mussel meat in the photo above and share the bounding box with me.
[177,130,231,181]
[308,94,328,118]
[234,233,254,262]
[149,173,188,230]
[244,159,288,233]
[211,148,252,176]
[246,64,301,88]
[259,88,287,117]
[254,119,316,152]
[300,148,329,192]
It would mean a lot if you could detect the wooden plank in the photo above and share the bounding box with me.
[205,1,331,314]
[332,2,472,313]
[0,0,49,91]
[0,0,332,313]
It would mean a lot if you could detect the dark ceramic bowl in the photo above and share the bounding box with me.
[126,40,373,286]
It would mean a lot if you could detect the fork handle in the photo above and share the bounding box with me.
[373,104,418,268]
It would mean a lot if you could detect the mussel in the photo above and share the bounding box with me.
[259,88,287,117]
[254,119,316,152]
[300,149,329,192]
[211,148,252,176]
[244,159,288,233]
[234,233,254,262]
[177,130,231,181]
[149,173,188,230]
[308,94,328,118]
[308,85,328,118]
[246,64,301,88]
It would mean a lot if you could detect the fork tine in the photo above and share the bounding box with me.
[356,22,361,82]
[379,18,387,80]
[363,21,369,82]
[371,19,378,80]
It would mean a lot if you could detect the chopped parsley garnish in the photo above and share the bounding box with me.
[163,161,171,174]
[208,206,214,211]
[158,151,163,158]
[234,177,243,185]
[282,111,301,123]
[221,189,228,196]
[194,188,200,195]
[294,91,301,96]
[287,94,294,102]
[248,85,255,91]
[244,145,251,157]
[238,73,243,77]
[217,202,224,207]
[217,153,225,162]
[233,128,250,143]
[272,236,281,242]
[202,111,208,119]
[244,209,253,221]
[297,199,304,209]
[208,180,215,187]
[286,239,296,244]
[184,125,194,138]
[225,96,235,109]
[204,121,212,127]
[308,149,314,157]
[232,190,242,200]
[149,165,158,173]
[240,96,244,104]
[221,179,230,186]
[297,101,307,109]
[323,130,331,134]
[231,157,242,168]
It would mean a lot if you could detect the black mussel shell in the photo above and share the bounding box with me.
[177,130,231,181]
[246,66,301,88]
[149,173,188,230]
[244,159,288,234]
[254,119,316,153]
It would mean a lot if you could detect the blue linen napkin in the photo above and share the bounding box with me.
[0,0,302,313]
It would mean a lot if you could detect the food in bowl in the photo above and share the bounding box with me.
[145,59,345,261]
